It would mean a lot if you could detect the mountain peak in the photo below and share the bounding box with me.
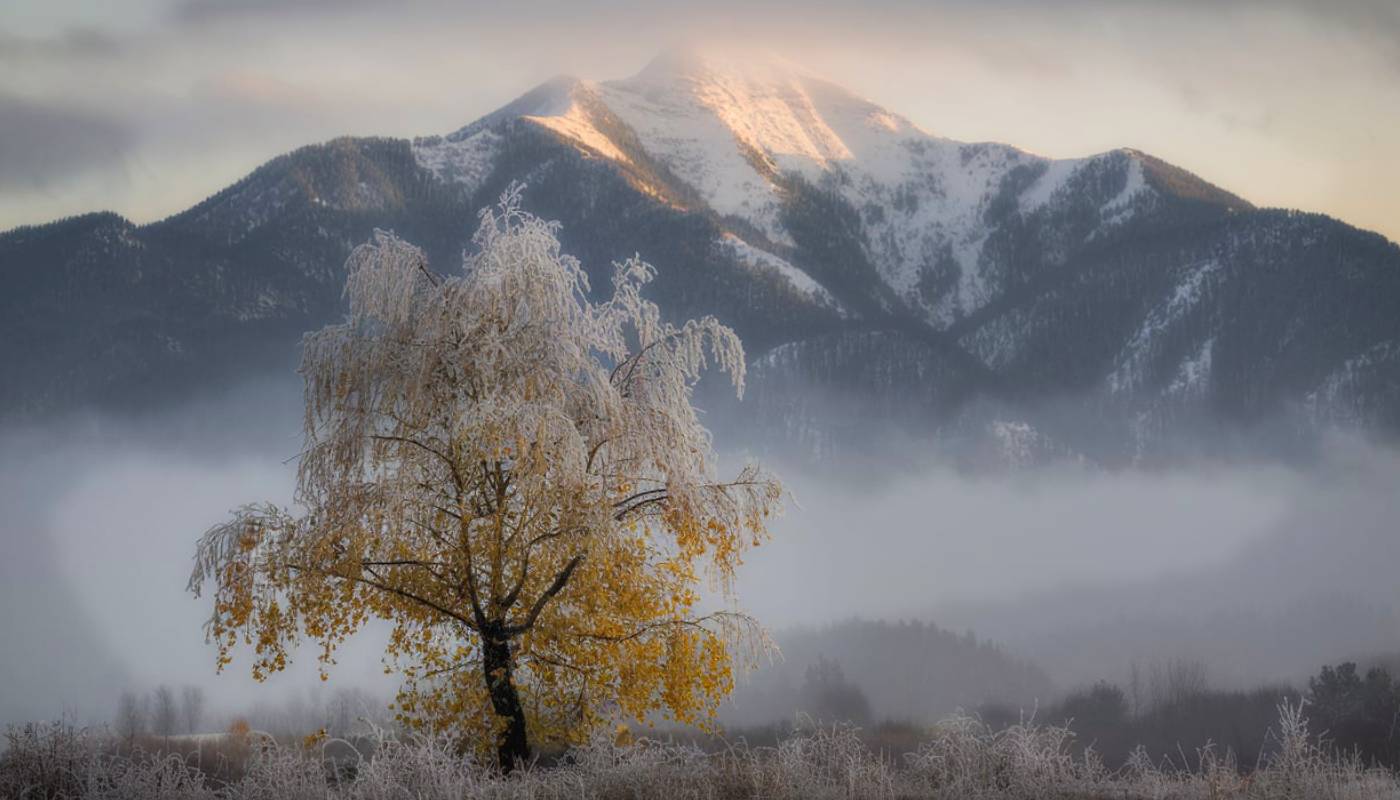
[630,47,813,88]
[444,74,589,142]
[633,46,711,81]
[424,51,1249,328]
[602,48,916,170]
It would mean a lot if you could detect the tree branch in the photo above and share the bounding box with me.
[570,612,732,643]
[370,434,461,485]
[503,555,584,635]
[499,525,580,611]
[286,562,476,631]
[417,259,444,288]
[609,332,683,391]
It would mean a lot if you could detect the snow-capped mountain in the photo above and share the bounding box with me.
[418,52,1236,325]
[3,51,1398,465]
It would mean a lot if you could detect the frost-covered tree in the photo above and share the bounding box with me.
[189,187,782,770]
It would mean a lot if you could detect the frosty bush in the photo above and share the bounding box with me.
[6,703,1400,799]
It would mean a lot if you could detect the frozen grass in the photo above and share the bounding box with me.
[4,703,1399,799]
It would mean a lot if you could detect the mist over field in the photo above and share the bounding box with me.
[4,381,1396,732]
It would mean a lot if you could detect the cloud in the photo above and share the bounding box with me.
[0,94,131,190]
[0,27,125,60]
[168,0,381,26]
[1271,0,1400,40]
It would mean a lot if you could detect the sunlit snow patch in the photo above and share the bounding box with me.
[719,233,843,312]
[412,129,502,198]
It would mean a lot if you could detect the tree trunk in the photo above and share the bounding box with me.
[482,630,530,773]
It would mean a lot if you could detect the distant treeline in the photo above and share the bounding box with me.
[727,619,1400,772]
[109,684,390,742]
[988,659,1400,770]
[723,618,1053,727]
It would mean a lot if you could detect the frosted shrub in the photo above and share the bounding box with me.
[905,713,1102,798]
[0,721,96,800]
[1248,699,1382,800]
[6,703,1400,799]
[306,733,485,800]
[758,720,898,798]
[85,752,219,800]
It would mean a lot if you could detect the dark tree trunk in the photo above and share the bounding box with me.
[482,629,530,773]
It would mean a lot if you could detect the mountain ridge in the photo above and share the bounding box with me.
[3,52,1397,465]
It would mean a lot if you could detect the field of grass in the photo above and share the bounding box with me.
[4,702,1398,799]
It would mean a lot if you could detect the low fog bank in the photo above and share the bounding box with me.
[741,455,1301,620]
[737,436,1400,715]
[3,379,1398,732]
[0,378,398,730]
[934,440,1400,691]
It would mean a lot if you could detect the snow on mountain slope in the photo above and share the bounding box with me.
[1107,258,1222,396]
[594,53,801,245]
[524,93,632,164]
[595,51,1029,318]
[412,75,625,195]
[1099,154,1149,226]
[428,51,1161,328]
[413,128,502,196]
[1020,157,1086,213]
[718,232,843,312]
[1306,340,1400,425]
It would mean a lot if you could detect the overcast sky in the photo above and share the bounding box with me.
[2,0,1398,242]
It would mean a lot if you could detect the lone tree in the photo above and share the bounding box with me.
[189,187,782,770]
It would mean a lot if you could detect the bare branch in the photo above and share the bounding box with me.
[287,562,476,631]
[504,555,584,635]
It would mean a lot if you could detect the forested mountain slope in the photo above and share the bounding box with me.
[4,51,1397,464]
